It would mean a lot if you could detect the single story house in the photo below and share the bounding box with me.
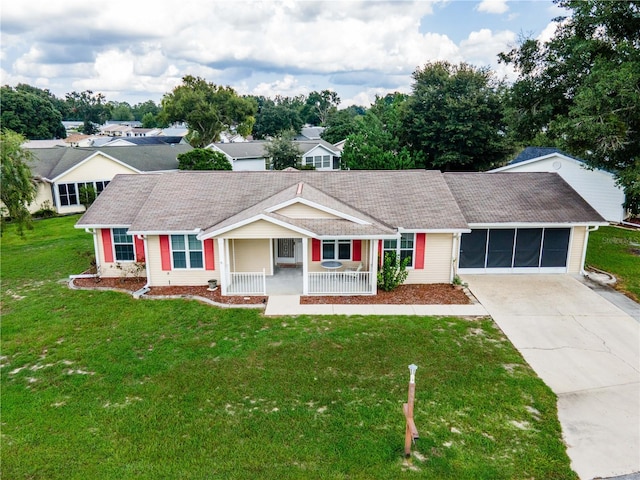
[27,144,191,214]
[75,170,606,296]
[210,140,341,171]
[491,147,626,223]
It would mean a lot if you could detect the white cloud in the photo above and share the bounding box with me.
[251,75,309,98]
[477,0,509,14]
[459,29,516,67]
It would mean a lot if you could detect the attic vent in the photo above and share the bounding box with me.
[296,182,303,195]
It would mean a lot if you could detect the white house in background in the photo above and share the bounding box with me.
[490,147,626,223]
[210,139,342,172]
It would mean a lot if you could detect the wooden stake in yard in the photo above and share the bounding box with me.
[403,364,419,458]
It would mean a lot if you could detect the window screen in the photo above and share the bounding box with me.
[514,229,543,267]
[541,228,570,267]
[459,229,488,268]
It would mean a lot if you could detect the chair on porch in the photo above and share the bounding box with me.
[343,263,363,279]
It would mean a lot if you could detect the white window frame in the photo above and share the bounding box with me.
[112,228,135,262]
[57,180,110,206]
[170,234,204,270]
[321,239,352,261]
[382,233,415,268]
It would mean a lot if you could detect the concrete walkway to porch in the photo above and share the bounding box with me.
[264,295,488,316]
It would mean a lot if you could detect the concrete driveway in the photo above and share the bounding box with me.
[464,275,640,480]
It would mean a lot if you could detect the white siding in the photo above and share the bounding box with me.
[568,226,587,274]
[494,155,625,223]
[146,235,218,287]
[225,219,306,239]
[232,158,266,171]
[275,203,340,219]
[405,234,453,284]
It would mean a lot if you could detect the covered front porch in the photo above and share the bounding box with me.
[218,237,379,296]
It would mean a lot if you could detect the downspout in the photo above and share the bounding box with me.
[580,226,600,276]
[450,232,461,282]
[88,228,101,275]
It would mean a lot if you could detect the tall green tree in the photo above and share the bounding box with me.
[1,130,37,236]
[109,101,134,121]
[251,95,304,139]
[403,62,512,171]
[342,94,419,170]
[302,90,341,126]
[177,148,232,170]
[132,100,161,121]
[321,105,366,144]
[265,130,302,170]
[162,76,257,148]
[0,86,66,139]
[499,0,640,213]
[64,91,111,134]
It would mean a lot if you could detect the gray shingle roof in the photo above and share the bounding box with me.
[28,145,192,180]
[444,172,605,224]
[510,147,582,165]
[211,142,268,159]
[77,170,469,233]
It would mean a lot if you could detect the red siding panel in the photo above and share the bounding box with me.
[312,239,321,261]
[352,240,362,262]
[101,229,114,263]
[415,233,426,269]
[160,235,172,271]
[204,239,215,271]
[134,236,145,262]
[378,239,383,267]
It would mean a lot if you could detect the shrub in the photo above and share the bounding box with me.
[377,251,410,291]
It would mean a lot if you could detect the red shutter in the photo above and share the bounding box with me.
[204,239,215,270]
[352,240,362,262]
[160,235,171,271]
[415,233,426,269]
[312,239,321,261]
[134,236,145,262]
[378,239,383,267]
[101,229,114,263]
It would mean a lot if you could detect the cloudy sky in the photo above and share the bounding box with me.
[1,0,567,108]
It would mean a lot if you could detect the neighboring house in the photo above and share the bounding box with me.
[295,126,324,140]
[209,142,268,171]
[75,170,605,297]
[27,144,192,214]
[100,136,187,147]
[23,139,68,148]
[333,139,346,152]
[210,139,342,171]
[298,140,341,171]
[491,147,626,223]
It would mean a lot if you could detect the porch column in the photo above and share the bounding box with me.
[370,239,379,294]
[302,237,309,295]
[217,237,227,296]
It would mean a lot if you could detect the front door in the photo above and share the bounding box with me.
[276,238,299,265]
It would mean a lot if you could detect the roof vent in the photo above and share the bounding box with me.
[296,182,303,195]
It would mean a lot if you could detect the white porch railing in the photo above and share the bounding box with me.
[308,271,373,295]
[227,270,266,295]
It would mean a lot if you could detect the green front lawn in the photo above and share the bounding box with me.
[1,217,576,479]
[586,225,640,302]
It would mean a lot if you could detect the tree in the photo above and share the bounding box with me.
[0,86,66,139]
[109,102,134,121]
[132,100,161,121]
[78,184,97,209]
[302,90,341,126]
[64,91,111,134]
[321,105,365,144]
[403,62,512,171]
[265,130,302,170]
[177,148,232,170]
[251,95,304,139]
[499,0,640,213]
[161,76,257,148]
[1,130,37,235]
[341,94,420,170]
